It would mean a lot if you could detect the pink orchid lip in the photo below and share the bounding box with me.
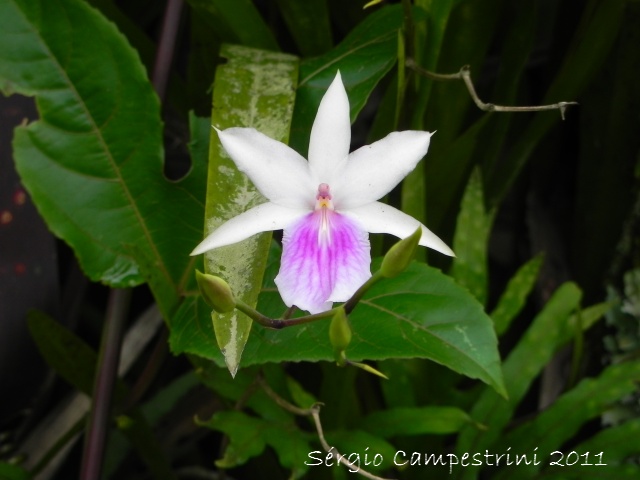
[274,208,371,314]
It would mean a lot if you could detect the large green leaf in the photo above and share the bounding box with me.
[174,246,506,396]
[289,4,407,155]
[198,45,298,376]
[0,0,207,320]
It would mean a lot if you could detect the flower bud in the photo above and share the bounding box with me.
[380,227,422,278]
[329,307,351,366]
[195,270,236,313]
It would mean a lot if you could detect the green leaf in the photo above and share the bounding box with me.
[362,406,474,437]
[377,359,419,408]
[450,168,495,305]
[289,4,406,155]
[182,243,505,395]
[199,410,310,477]
[490,254,544,336]
[0,0,207,320]
[274,0,332,56]
[198,45,299,376]
[184,0,278,50]
[494,361,640,479]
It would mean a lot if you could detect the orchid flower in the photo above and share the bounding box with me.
[192,72,454,314]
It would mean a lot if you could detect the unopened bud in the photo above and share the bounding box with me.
[195,270,236,313]
[329,307,351,366]
[380,227,422,278]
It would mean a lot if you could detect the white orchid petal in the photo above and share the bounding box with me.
[344,202,454,257]
[333,131,432,209]
[191,202,307,255]
[307,72,351,183]
[275,210,371,314]
[216,127,315,209]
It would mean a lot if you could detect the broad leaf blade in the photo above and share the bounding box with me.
[0,0,207,320]
[174,248,505,395]
[203,45,299,375]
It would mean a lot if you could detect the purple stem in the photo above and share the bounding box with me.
[152,0,184,100]
[79,288,130,480]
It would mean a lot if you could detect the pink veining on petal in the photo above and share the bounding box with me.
[275,209,371,314]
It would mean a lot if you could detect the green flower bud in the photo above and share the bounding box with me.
[329,307,352,351]
[195,270,236,313]
[380,227,422,278]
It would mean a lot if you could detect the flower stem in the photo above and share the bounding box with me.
[79,288,130,480]
[343,271,384,314]
[235,300,336,329]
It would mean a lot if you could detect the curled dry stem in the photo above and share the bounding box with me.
[406,59,578,120]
